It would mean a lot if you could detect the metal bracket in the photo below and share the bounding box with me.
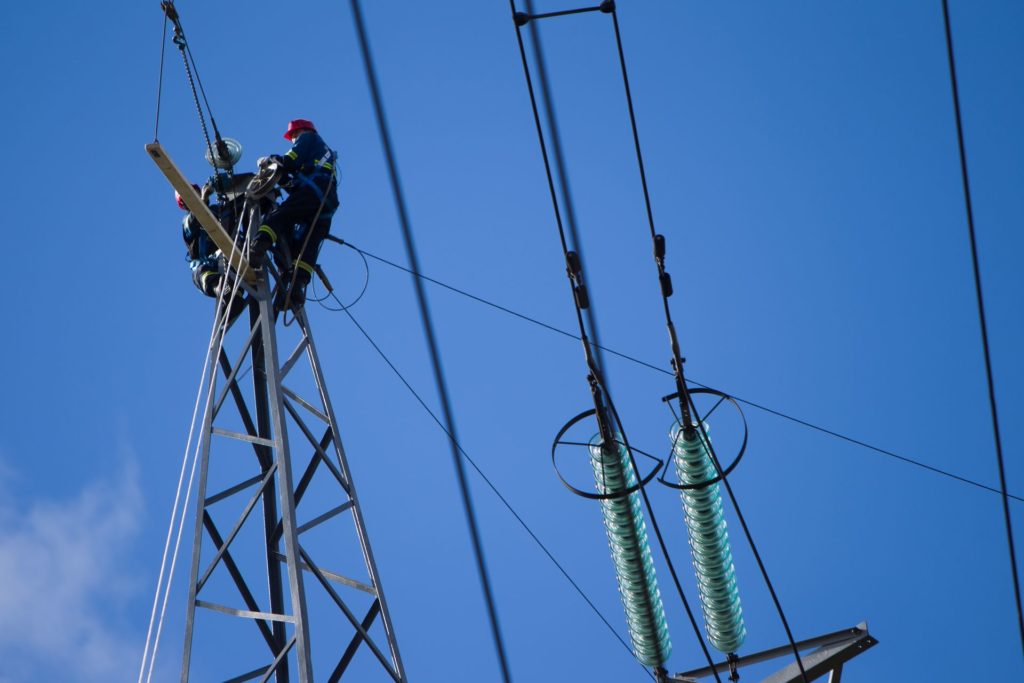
[670,622,877,683]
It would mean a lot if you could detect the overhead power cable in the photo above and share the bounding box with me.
[343,242,1023,504]
[940,0,1024,655]
[347,1,513,680]
[604,7,806,678]
[342,307,653,679]
[509,1,720,677]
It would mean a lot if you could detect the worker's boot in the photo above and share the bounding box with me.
[216,280,248,324]
[202,273,222,298]
[290,268,311,308]
[248,233,273,266]
[274,268,311,312]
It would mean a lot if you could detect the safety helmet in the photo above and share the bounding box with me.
[284,118,316,141]
[176,183,201,210]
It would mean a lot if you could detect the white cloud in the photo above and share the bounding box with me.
[0,459,144,682]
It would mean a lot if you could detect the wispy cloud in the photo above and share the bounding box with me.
[0,458,144,682]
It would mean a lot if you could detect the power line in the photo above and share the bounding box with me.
[341,307,654,680]
[510,2,721,678]
[347,1,513,679]
[604,4,808,677]
[940,0,1024,655]
[344,241,1024,504]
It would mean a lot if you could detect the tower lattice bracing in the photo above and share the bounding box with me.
[178,271,406,683]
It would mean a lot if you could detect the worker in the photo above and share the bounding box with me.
[178,182,226,298]
[178,173,270,299]
[248,118,339,310]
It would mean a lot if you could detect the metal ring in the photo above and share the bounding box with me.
[658,388,748,491]
[551,408,663,501]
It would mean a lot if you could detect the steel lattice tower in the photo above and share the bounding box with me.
[177,272,405,682]
[147,141,404,682]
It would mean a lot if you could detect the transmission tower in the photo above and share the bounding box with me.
[148,143,405,683]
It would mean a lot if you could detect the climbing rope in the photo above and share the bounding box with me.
[140,5,258,678]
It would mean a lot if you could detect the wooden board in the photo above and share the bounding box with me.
[146,142,256,284]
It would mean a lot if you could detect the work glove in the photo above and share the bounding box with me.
[257,155,284,168]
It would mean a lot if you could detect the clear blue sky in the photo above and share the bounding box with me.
[1,1,1022,681]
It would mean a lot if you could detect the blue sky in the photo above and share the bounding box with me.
[1,1,1022,681]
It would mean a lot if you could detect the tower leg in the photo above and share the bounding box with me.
[176,273,404,681]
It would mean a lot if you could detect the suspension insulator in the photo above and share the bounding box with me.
[589,435,672,667]
[670,421,746,653]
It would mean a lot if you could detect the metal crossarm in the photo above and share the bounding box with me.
[671,623,877,683]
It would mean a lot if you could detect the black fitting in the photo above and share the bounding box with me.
[566,250,582,276]
[599,0,615,13]
[161,0,179,22]
[513,11,531,26]
[215,138,232,168]
[660,271,673,298]
[574,284,590,310]
[654,233,666,259]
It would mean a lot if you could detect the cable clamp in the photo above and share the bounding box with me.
[727,652,740,681]
[314,264,334,294]
[160,0,179,22]
[599,0,615,13]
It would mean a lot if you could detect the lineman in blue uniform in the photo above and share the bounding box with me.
[178,175,260,297]
[179,183,227,297]
[248,118,339,309]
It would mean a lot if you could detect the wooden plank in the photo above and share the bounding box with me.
[146,142,256,283]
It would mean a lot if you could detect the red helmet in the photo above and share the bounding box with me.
[176,183,201,210]
[284,118,316,141]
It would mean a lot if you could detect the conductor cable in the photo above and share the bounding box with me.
[348,1,513,679]
[342,307,654,679]
[940,0,1024,653]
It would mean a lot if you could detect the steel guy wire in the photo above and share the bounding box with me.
[341,306,653,680]
[347,242,1023,504]
[940,0,1024,655]
[348,1,513,679]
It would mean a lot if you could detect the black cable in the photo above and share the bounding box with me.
[509,3,720,677]
[601,387,724,683]
[512,0,612,393]
[154,12,169,141]
[349,242,1024,503]
[940,0,1024,654]
[348,2,512,679]
[684,393,808,681]
[606,9,807,677]
[606,5,696,436]
[342,307,652,680]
